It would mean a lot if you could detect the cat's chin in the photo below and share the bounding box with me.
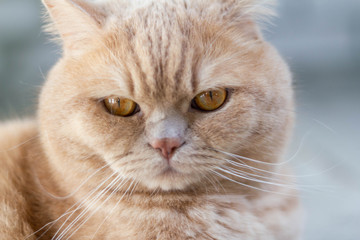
[142,167,195,191]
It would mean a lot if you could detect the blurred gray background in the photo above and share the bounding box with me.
[0,0,359,239]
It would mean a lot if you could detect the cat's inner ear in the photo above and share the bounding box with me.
[42,0,108,55]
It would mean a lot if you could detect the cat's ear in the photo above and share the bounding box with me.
[206,0,276,40]
[42,0,108,56]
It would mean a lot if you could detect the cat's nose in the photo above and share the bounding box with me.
[150,138,184,161]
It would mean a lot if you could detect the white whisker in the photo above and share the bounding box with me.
[26,211,74,240]
[0,134,39,152]
[32,171,120,240]
[55,174,124,240]
[202,174,220,193]
[210,169,298,197]
[208,131,310,168]
[217,167,299,190]
[313,118,337,134]
[65,178,133,240]
[223,165,288,183]
[90,180,138,239]
[37,158,121,200]
[218,166,323,193]
[225,157,341,180]
[52,172,121,240]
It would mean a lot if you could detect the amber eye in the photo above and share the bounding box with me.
[191,89,228,111]
[104,97,139,117]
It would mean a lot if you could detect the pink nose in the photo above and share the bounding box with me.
[150,138,183,161]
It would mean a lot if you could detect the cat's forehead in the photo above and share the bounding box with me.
[105,4,241,102]
[108,6,199,101]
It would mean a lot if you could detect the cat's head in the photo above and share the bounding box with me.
[39,0,293,191]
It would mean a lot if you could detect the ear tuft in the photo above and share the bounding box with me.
[42,0,108,56]
[197,0,276,40]
[66,0,107,26]
[229,0,276,39]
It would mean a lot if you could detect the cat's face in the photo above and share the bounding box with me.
[39,0,293,191]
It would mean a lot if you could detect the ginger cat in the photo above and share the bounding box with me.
[0,0,302,239]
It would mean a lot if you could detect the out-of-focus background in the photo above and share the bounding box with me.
[0,0,359,239]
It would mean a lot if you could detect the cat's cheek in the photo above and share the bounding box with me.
[191,98,258,152]
[65,99,145,156]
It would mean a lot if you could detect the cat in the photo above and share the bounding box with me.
[0,0,302,239]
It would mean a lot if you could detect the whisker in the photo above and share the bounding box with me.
[36,158,122,200]
[150,186,159,197]
[225,157,342,180]
[52,172,121,240]
[225,159,274,176]
[223,165,289,183]
[207,130,311,168]
[224,158,295,177]
[55,175,124,240]
[26,211,75,240]
[89,180,139,240]
[0,134,40,152]
[31,171,120,240]
[64,178,133,240]
[312,118,337,134]
[219,166,323,193]
[209,132,309,167]
[210,169,298,197]
[202,174,220,193]
[217,167,299,190]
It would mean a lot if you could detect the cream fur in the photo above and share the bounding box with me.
[0,0,302,239]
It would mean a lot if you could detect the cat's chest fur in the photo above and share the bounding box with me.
[63,194,299,240]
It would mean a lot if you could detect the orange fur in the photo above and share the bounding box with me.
[0,0,302,239]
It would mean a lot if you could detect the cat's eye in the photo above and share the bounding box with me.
[191,89,228,111]
[104,97,139,117]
